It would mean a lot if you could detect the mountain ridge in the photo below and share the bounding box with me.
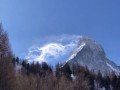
[65,36,120,75]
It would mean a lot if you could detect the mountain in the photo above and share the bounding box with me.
[65,36,120,75]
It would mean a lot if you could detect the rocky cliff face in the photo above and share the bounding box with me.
[66,36,120,75]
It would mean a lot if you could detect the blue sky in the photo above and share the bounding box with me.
[0,0,120,65]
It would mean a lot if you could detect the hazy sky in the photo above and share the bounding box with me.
[0,0,120,65]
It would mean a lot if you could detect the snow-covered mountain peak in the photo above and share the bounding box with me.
[66,36,120,75]
[68,36,105,60]
[79,36,104,52]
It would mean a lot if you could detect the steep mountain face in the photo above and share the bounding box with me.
[66,36,120,75]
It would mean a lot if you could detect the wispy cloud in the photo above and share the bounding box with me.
[25,35,80,65]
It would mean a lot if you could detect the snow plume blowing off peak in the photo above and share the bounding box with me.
[25,35,80,66]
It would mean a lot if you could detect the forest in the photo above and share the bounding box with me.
[0,24,120,90]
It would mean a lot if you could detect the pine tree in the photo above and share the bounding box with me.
[0,23,15,90]
[111,73,117,90]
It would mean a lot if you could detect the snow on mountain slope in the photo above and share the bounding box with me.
[106,63,118,72]
[66,36,120,75]
[66,42,86,62]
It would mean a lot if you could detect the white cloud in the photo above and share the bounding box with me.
[25,35,80,65]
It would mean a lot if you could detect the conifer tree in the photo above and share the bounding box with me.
[0,23,15,90]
